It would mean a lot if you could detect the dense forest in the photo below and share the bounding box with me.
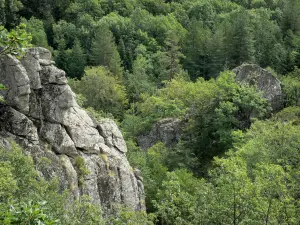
[1,0,300,224]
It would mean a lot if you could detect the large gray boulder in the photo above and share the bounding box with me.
[0,48,144,213]
[233,64,284,111]
[137,118,182,150]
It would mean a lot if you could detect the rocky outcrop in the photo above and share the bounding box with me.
[137,118,182,150]
[0,48,144,213]
[138,64,283,150]
[233,64,284,111]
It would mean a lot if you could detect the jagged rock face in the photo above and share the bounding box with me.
[0,48,144,213]
[137,118,182,150]
[233,64,284,111]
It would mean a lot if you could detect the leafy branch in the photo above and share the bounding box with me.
[0,24,32,100]
[0,24,32,58]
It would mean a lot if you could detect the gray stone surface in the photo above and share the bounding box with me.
[137,118,182,150]
[20,49,42,89]
[0,55,31,113]
[40,122,78,156]
[97,119,128,153]
[0,48,145,214]
[40,65,67,85]
[0,105,39,146]
[233,64,284,111]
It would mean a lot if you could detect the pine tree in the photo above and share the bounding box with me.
[21,17,49,48]
[109,47,123,79]
[183,18,214,80]
[55,39,68,72]
[127,53,155,101]
[118,37,126,64]
[90,24,123,78]
[67,39,86,79]
[0,0,23,28]
[282,0,300,34]
[223,9,255,68]
[164,30,184,81]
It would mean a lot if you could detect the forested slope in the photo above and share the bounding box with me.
[1,0,300,224]
[2,0,300,82]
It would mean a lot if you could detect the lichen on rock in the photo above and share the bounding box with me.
[137,118,183,150]
[0,48,145,214]
[233,64,284,111]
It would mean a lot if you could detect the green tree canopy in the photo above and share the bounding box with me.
[69,66,128,119]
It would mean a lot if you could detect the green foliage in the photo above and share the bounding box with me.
[0,0,23,28]
[152,117,300,224]
[129,71,270,173]
[107,204,155,225]
[0,141,104,224]
[126,138,147,169]
[64,196,104,225]
[84,106,114,121]
[227,120,300,223]
[126,142,169,213]
[54,34,86,79]
[272,106,300,124]
[209,156,257,224]
[0,23,32,57]
[65,0,103,21]
[134,77,219,127]
[0,142,40,201]
[251,8,285,70]
[281,67,300,106]
[90,23,123,78]
[3,1,300,224]
[69,66,128,119]
[164,30,185,81]
[53,20,77,49]
[181,71,270,173]
[20,17,48,48]
[54,39,68,73]
[282,0,300,34]
[127,48,156,102]
[153,169,203,225]
[0,162,17,201]
[1,201,59,225]
[121,114,150,139]
[66,38,86,79]
[1,0,299,80]
[223,9,255,67]
[74,156,90,187]
[183,18,216,79]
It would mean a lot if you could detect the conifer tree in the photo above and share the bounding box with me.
[67,39,86,79]
[222,9,255,68]
[90,24,123,78]
[21,17,49,48]
[282,0,300,34]
[164,30,183,81]
[127,53,155,101]
[54,39,68,73]
[0,0,22,28]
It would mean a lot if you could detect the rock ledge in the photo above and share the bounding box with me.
[0,48,144,213]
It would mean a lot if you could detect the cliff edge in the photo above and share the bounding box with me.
[0,48,144,213]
